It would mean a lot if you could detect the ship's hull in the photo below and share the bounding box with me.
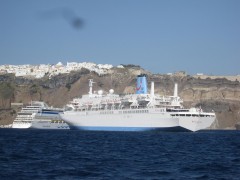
[67,125,190,132]
[12,121,69,129]
[178,116,215,132]
[30,114,69,129]
[12,122,31,129]
[30,120,69,129]
[60,109,215,132]
[12,116,69,130]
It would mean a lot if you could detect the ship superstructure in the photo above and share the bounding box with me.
[61,75,216,132]
[12,101,69,129]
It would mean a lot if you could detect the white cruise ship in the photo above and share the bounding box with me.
[60,75,216,132]
[12,101,69,129]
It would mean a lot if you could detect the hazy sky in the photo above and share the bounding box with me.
[0,0,239,75]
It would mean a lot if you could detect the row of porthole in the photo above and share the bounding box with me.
[171,114,214,117]
[120,110,149,114]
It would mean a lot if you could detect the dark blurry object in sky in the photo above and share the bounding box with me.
[61,8,84,29]
[39,7,84,30]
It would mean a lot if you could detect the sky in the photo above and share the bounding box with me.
[0,0,239,75]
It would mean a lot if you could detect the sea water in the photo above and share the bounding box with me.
[0,129,240,179]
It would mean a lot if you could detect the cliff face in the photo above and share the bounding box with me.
[0,66,240,129]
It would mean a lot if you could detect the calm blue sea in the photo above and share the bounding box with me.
[0,129,240,180]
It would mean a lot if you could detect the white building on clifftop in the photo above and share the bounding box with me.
[0,61,116,79]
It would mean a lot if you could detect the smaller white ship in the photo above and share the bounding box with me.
[12,101,69,129]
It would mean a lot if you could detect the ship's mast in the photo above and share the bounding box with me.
[171,83,183,107]
[88,79,95,95]
[174,83,178,97]
[151,81,154,97]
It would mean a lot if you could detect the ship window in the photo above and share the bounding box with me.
[186,114,191,117]
[180,114,185,116]
[200,115,205,117]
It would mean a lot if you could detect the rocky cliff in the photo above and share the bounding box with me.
[0,66,240,129]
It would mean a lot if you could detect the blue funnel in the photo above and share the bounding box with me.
[136,74,148,94]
